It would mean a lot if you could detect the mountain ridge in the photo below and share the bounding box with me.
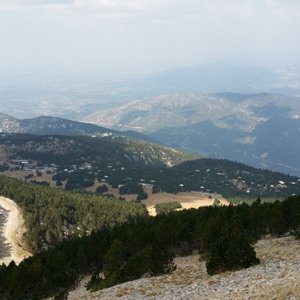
[0,113,157,143]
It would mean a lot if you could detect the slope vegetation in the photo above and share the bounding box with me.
[0,176,147,252]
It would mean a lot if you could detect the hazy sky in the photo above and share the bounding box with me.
[1,0,300,78]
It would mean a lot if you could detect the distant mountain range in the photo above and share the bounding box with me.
[0,113,156,143]
[1,89,300,176]
[82,92,300,176]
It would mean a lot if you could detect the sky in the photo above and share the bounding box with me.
[0,0,300,78]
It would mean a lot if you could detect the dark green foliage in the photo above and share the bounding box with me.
[56,180,63,187]
[136,192,148,200]
[119,182,144,195]
[25,173,33,180]
[206,218,260,275]
[293,226,300,239]
[87,239,175,291]
[30,180,50,186]
[36,170,42,177]
[151,159,300,198]
[96,184,108,194]
[155,201,182,215]
[64,170,95,190]
[0,195,299,299]
[268,201,288,236]
[0,163,9,172]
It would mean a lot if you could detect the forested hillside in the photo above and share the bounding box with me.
[0,133,196,168]
[0,134,299,200]
[0,176,147,252]
[0,195,299,299]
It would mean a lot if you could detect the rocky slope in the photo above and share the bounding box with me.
[69,235,300,299]
[82,93,300,133]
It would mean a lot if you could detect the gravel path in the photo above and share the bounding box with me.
[0,196,30,265]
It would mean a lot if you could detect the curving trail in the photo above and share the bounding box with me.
[0,196,30,265]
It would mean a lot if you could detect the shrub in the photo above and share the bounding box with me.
[155,202,182,215]
[206,218,260,275]
[136,192,148,201]
[96,184,108,194]
[119,182,144,195]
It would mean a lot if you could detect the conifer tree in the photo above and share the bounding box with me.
[206,217,260,275]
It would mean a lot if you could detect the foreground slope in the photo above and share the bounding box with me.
[69,236,300,300]
[1,195,299,299]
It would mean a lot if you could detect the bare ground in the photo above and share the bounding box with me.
[0,196,30,265]
[144,190,229,216]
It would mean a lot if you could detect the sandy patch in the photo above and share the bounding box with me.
[145,191,229,216]
[0,196,30,265]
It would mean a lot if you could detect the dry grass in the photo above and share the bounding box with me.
[115,287,131,298]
